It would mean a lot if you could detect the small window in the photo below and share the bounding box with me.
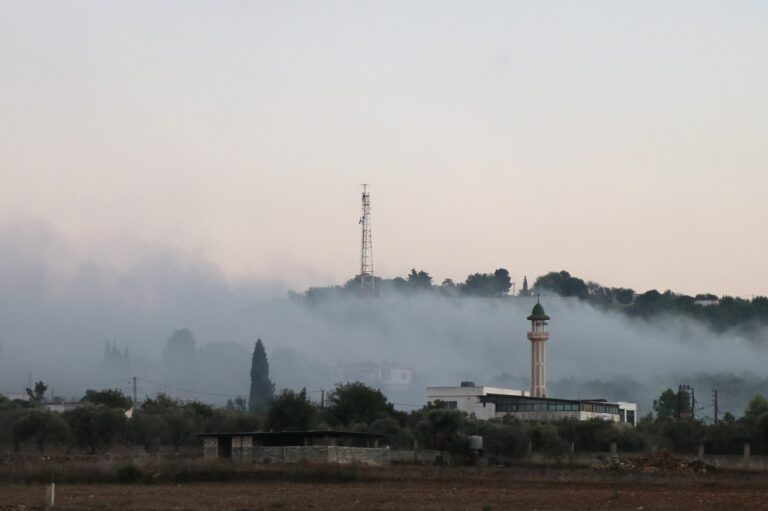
[446,401,457,409]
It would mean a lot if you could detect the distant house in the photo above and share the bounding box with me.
[43,401,82,413]
[340,361,413,388]
[380,362,413,386]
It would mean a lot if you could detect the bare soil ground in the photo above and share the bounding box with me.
[3,466,768,511]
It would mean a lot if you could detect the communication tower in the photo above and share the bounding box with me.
[359,184,374,293]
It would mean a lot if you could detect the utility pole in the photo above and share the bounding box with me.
[713,389,719,425]
[691,387,695,419]
[320,388,325,409]
[359,184,374,294]
[132,376,138,408]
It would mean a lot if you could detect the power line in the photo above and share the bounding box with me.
[135,378,242,399]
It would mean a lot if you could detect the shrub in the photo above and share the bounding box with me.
[115,462,145,483]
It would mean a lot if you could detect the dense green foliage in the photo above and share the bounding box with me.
[305,267,518,299]
[0,387,260,454]
[2,384,767,459]
[653,388,692,420]
[249,339,275,413]
[82,389,133,410]
[266,389,316,431]
[11,408,70,452]
[25,381,48,404]
[325,382,394,427]
[64,405,128,454]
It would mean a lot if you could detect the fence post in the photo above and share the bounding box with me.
[610,442,618,457]
[45,483,55,511]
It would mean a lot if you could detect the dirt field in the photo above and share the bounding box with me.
[3,467,768,511]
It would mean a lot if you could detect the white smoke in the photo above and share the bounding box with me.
[0,221,766,416]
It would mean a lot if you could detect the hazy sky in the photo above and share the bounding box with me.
[1,1,766,296]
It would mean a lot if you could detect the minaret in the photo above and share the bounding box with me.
[526,300,550,398]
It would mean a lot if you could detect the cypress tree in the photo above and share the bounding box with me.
[248,339,275,413]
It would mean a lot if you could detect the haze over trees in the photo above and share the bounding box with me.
[162,329,196,386]
[2,256,768,434]
[305,267,768,339]
[532,270,768,335]
[306,267,517,300]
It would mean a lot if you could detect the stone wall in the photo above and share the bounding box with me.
[226,443,389,465]
[519,449,768,472]
[700,454,768,471]
[389,450,441,464]
[204,437,768,471]
[203,437,218,460]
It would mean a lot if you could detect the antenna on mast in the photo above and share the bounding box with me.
[359,184,374,294]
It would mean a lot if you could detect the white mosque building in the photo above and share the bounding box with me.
[427,302,637,426]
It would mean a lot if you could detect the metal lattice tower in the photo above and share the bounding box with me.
[359,184,374,293]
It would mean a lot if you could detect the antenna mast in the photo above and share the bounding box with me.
[359,184,374,293]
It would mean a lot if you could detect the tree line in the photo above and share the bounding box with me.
[304,268,515,300]
[3,379,768,459]
[533,270,768,335]
[3,338,765,459]
[305,267,768,337]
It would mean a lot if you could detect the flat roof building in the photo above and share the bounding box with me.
[426,303,637,426]
[198,430,389,465]
[427,384,637,426]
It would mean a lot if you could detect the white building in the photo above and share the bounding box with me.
[427,383,526,420]
[340,361,413,388]
[427,383,637,425]
[426,302,638,426]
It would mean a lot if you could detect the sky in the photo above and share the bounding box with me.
[1,1,767,296]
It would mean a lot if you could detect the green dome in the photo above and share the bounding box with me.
[527,303,550,321]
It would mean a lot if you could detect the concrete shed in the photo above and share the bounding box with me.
[198,430,389,465]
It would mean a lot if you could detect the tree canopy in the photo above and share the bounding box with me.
[266,388,316,431]
[249,339,275,413]
[325,382,393,427]
[82,389,132,411]
[26,381,47,403]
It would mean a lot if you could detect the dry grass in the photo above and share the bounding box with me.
[3,476,768,511]
[2,454,768,487]
[3,457,768,510]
